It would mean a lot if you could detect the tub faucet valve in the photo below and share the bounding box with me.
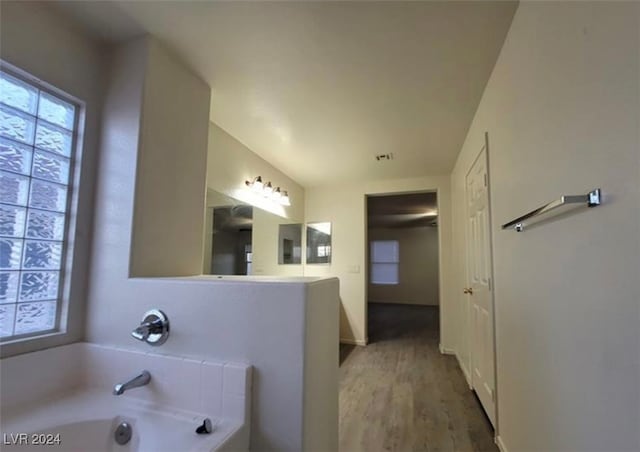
[131,309,170,346]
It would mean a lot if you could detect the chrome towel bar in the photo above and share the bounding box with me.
[502,188,601,232]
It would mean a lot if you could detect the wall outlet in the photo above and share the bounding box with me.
[348,265,360,274]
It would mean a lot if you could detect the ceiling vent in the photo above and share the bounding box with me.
[375,153,394,161]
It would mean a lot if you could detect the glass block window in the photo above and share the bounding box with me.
[370,240,400,285]
[0,69,78,340]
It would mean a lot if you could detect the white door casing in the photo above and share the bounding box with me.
[465,140,496,426]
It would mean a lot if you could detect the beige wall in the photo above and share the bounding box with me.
[0,2,106,357]
[305,176,453,347]
[207,123,304,222]
[368,226,439,306]
[207,123,305,276]
[130,39,210,277]
[450,2,640,450]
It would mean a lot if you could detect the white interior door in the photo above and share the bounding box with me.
[465,142,496,426]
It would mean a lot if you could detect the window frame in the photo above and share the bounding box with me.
[0,61,85,345]
[370,239,400,286]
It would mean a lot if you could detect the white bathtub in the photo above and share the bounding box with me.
[0,344,251,452]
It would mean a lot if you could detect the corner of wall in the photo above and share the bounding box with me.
[129,36,211,277]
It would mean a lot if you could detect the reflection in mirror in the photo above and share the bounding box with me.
[210,204,253,275]
[306,222,332,264]
[278,224,302,264]
[203,189,254,275]
[203,188,305,276]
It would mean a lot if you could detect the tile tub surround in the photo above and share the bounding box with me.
[0,343,252,448]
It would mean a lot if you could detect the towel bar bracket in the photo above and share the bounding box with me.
[588,188,601,207]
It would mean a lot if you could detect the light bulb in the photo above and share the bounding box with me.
[280,191,291,206]
[252,176,264,191]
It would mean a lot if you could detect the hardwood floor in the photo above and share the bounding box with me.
[339,303,497,452]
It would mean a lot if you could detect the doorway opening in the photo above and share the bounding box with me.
[365,192,440,342]
[338,190,496,450]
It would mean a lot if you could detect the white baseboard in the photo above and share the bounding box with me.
[340,337,367,346]
[439,343,456,355]
[439,345,472,388]
[495,435,508,452]
[455,354,473,389]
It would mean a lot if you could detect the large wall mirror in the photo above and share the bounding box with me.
[306,222,332,264]
[204,188,304,276]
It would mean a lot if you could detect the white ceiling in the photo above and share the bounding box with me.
[368,192,438,228]
[53,1,517,187]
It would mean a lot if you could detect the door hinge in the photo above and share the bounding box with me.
[488,277,492,291]
[484,173,488,187]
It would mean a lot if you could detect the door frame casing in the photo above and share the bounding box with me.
[363,189,443,345]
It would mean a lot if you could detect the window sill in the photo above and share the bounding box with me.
[0,330,76,359]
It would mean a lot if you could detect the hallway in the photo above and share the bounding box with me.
[339,304,497,451]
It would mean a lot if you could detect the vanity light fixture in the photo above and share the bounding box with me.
[244,176,292,206]
[245,176,264,192]
[280,191,291,206]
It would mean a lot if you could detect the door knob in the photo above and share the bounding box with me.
[463,287,473,295]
